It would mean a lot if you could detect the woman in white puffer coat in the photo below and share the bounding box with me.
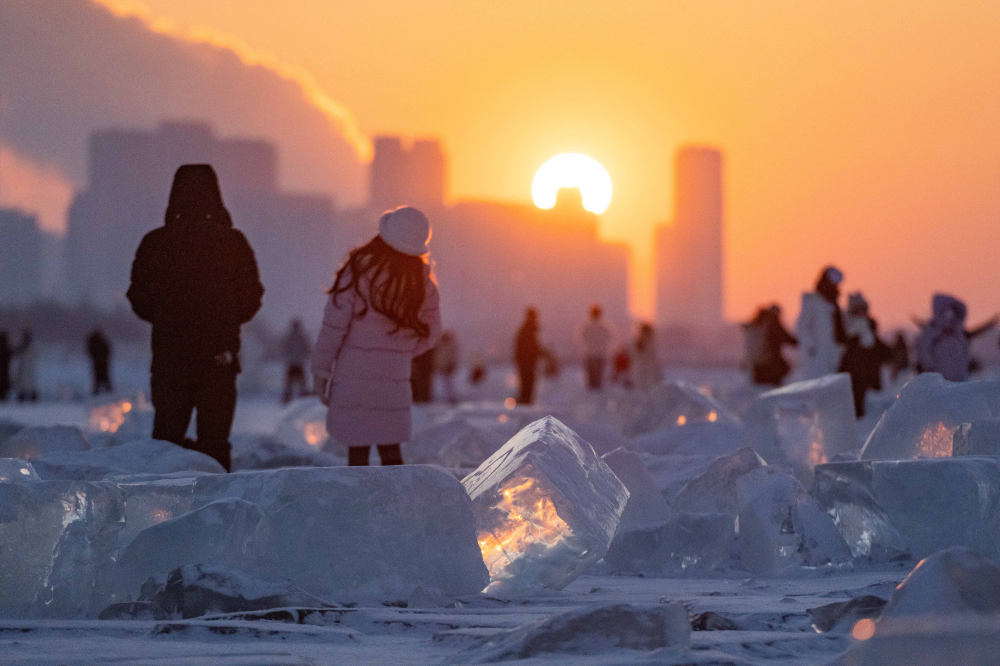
[311,206,442,466]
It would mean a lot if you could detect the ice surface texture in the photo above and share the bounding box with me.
[861,373,1000,460]
[814,458,1000,560]
[462,416,629,593]
[1,466,487,618]
[454,602,690,662]
[120,466,489,604]
[834,547,1000,665]
[29,438,224,480]
[0,425,90,460]
[735,466,851,574]
[952,419,1000,456]
[743,373,857,481]
[0,477,124,618]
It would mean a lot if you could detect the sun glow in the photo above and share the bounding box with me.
[531,153,612,215]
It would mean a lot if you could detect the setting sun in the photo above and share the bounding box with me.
[531,153,613,215]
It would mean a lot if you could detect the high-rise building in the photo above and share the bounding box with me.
[360,136,630,355]
[655,146,724,330]
[66,122,342,328]
[0,208,43,305]
[369,136,446,214]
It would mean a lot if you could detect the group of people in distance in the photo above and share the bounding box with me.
[512,302,662,406]
[743,265,997,418]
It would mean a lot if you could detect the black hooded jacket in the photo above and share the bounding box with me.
[127,171,264,374]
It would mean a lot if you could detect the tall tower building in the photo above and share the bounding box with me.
[655,146,724,329]
[369,136,445,213]
[0,208,43,305]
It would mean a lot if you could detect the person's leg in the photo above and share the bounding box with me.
[520,365,537,404]
[377,443,403,465]
[290,364,306,399]
[348,445,371,466]
[193,370,237,472]
[151,372,195,445]
[586,357,602,390]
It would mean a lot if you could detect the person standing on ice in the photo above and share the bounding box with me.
[86,327,113,395]
[433,330,460,403]
[743,305,797,386]
[514,307,543,405]
[127,164,264,472]
[577,303,614,390]
[837,292,889,417]
[279,318,311,404]
[794,265,847,380]
[631,322,662,390]
[12,329,39,402]
[311,206,442,467]
[915,293,972,382]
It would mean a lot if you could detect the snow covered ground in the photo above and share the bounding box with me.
[2,354,999,664]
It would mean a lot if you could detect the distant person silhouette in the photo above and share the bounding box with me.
[127,164,264,472]
[311,206,441,467]
[631,322,662,390]
[280,319,311,404]
[611,346,632,387]
[13,329,38,402]
[743,305,796,387]
[0,331,13,401]
[578,304,614,390]
[837,293,889,417]
[434,330,460,403]
[514,307,543,405]
[915,293,973,382]
[794,265,847,380]
[86,328,113,395]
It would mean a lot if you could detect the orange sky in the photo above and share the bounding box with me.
[20,1,1000,326]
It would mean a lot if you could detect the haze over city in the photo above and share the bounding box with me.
[1,0,998,326]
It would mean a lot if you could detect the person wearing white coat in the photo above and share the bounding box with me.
[794,266,847,381]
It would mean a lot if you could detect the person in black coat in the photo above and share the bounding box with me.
[127,164,264,471]
[86,328,113,395]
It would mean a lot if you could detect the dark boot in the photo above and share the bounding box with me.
[377,443,403,466]
[348,446,371,466]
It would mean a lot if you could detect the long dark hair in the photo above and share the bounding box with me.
[329,236,431,337]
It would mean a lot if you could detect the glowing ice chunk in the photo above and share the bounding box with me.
[743,373,857,481]
[462,416,629,592]
[861,374,1000,461]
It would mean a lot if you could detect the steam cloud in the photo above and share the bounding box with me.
[0,1,366,203]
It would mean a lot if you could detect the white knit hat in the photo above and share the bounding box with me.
[378,206,431,256]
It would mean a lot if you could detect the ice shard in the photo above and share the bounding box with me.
[735,466,850,574]
[461,416,629,593]
[951,419,1000,457]
[0,477,124,618]
[813,457,1000,560]
[861,374,1000,460]
[743,373,857,482]
[622,380,738,437]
